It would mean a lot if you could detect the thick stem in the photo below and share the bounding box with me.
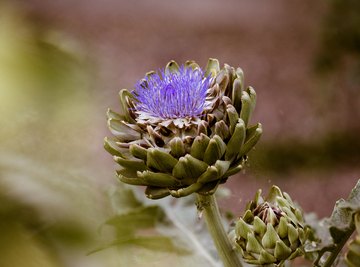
[196,194,243,267]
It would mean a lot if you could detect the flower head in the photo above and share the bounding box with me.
[134,66,211,120]
[105,59,262,199]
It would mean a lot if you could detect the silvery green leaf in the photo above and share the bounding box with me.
[105,205,164,234]
[307,180,360,266]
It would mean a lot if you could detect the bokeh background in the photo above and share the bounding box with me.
[1,1,359,266]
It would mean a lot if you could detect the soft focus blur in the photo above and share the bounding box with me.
[1,1,359,266]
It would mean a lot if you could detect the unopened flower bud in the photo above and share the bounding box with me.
[234,185,311,265]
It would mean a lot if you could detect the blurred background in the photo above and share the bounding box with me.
[1,0,359,266]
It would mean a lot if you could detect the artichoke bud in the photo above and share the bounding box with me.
[234,185,310,265]
[105,59,262,199]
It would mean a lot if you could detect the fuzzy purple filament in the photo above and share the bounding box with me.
[133,66,211,119]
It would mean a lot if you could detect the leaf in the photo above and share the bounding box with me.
[123,236,190,254]
[348,180,360,205]
[337,180,360,212]
[327,180,360,243]
[307,179,360,266]
[108,186,143,213]
[88,236,189,255]
[147,188,234,267]
[328,199,354,243]
[105,205,164,234]
[99,186,221,266]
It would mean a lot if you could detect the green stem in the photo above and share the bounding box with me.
[196,194,243,267]
[321,225,355,267]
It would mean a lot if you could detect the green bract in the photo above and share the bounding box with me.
[234,186,311,265]
[105,59,262,199]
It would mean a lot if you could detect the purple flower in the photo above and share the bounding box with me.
[133,66,212,120]
[105,59,262,199]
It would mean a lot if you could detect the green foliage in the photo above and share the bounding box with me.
[0,153,107,267]
[94,187,174,252]
[107,205,162,229]
[91,186,222,266]
[305,180,360,266]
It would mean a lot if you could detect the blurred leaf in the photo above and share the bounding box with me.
[43,221,91,246]
[0,222,61,267]
[97,186,223,267]
[105,205,164,234]
[89,236,189,256]
[144,192,226,267]
[0,151,123,267]
[125,236,188,253]
[93,188,191,261]
[108,186,143,213]
[0,2,97,175]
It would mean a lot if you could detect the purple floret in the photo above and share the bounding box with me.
[133,66,211,119]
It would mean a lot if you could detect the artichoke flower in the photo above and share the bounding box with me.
[234,186,311,265]
[105,58,262,199]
